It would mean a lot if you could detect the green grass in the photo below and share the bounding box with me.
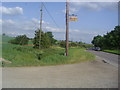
[28,40,33,44]
[2,35,95,67]
[2,46,95,67]
[103,50,120,55]
[68,48,95,64]
[2,35,14,42]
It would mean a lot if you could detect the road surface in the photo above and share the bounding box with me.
[2,57,118,88]
[87,50,119,67]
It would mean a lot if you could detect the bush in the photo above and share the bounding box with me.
[9,35,29,45]
[59,41,66,48]
[33,30,51,49]
[69,42,78,47]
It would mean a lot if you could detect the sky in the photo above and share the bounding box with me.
[0,1,118,43]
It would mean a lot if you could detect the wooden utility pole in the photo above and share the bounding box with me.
[39,3,43,49]
[65,0,69,56]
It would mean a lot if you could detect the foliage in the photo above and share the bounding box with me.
[45,32,57,45]
[33,29,50,48]
[59,41,66,48]
[9,35,29,45]
[91,26,120,50]
[58,40,93,49]
[69,42,78,47]
[33,30,57,48]
[91,35,104,47]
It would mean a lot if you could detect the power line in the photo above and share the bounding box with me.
[42,2,60,29]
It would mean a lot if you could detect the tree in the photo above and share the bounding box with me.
[9,35,29,45]
[92,25,120,50]
[45,32,57,45]
[33,29,50,49]
[92,35,104,48]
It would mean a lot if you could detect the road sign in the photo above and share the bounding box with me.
[69,17,78,21]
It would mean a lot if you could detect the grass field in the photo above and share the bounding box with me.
[2,35,95,67]
[103,50,120,55]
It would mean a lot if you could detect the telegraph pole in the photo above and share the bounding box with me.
[65,0,69,56]
[39,3,43,49]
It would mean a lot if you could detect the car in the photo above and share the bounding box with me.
[87,47,101,51]
[94,47,101,51]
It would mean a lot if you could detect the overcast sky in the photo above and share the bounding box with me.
[0,2,118,43]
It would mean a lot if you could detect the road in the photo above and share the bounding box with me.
[2,56,118,88]
[87,50,119,67]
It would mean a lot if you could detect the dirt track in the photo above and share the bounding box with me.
[2,57,118,88]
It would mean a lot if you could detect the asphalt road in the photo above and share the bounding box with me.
[87,50,119,67]
[2,57,118,88]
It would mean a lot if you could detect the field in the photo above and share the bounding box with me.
[2,35,95,67]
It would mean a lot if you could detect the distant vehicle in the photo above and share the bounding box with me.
[87,47,101,51]
[94,47,101,51]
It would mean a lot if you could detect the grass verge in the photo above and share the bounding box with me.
[2,44,95,67]
[2,35,95,67]
[103,50,120,55]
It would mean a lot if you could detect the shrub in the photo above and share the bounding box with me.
[59,41,66,48]
[9,35,29,45]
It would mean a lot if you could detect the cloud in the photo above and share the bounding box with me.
[2,19,15,24]
[2,18,104,43]
[32,18,49,25]
[63,2,117,14]
[0,19,2,25]
[2,18,51,37]
[0,6,23,15]
[72,29,99,35]
[43,26,102,43]
[44,26,64,33]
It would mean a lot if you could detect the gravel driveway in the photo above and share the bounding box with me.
[2,57,118,88]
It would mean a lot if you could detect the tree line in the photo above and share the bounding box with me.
[8,29,57,48]
[91,26,120,50]
[58,41,93,48]
[8,28,93,49]
[9,35,29,45]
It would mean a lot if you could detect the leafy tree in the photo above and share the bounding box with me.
[33,29,50,49]
[92,25,120,50]
[92,35,104,48]
[9,35,29,45]
[45,32,57,45]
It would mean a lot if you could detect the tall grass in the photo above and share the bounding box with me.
[3,45,95,67]
[2,35,95,67]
